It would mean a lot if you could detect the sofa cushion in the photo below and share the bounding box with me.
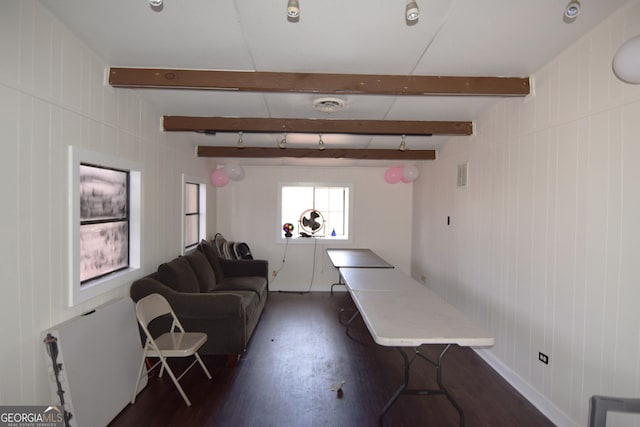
[185,250,218,293]
[157,256,200,293]
[232,290,260,327]
[197,239,225,282]
[217,276,268,301]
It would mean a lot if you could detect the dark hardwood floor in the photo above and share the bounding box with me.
[109,292,553,427]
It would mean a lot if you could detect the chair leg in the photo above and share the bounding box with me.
[157,356,192,407]
[195,352,212,379]
[131,353,148,404]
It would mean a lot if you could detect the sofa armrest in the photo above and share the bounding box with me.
[130,277,243,318]
[219,258,269,280]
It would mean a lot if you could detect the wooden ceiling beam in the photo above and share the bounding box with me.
[163,116,472,136]
[196,146,437,160]
[109,68,530,97]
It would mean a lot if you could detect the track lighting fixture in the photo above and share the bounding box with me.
[399,135,407,151]
[318,134,326,151]
[279,133,287,149]
[406,0,419,22]
[237,131,244,149]
[564,1,580,20]
[287,0,300,18]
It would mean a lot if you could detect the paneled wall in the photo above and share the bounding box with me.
[215,165,413,292]
[411,2,640,426]
[0,1,214,404]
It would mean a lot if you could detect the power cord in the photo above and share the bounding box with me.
[277,236,318,294]
[307,236,318,292]
[271,237,289,286]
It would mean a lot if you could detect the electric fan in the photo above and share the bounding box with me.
[299,209,325,236]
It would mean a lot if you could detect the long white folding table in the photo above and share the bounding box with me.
[339,267,495,427]
[326,248,394,294]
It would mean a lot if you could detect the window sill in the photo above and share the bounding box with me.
[278,236,351,244]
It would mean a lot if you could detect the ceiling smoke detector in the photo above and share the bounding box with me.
[312,97,346,113]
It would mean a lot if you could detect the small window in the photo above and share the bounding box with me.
[182,175,206,253]
[279,183,351,241]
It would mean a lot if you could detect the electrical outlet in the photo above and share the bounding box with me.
[538,352,549,365]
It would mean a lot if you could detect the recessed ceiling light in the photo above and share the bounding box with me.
[406,1,419,21]
[149,0,162,7]
[564,1,580,19]
[287,0,299,18]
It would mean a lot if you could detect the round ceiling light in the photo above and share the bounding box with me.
[564,1,581,19]
[312,97,346,113]
[613,35,640,84]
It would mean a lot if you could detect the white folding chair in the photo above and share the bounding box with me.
[131,293,212,407]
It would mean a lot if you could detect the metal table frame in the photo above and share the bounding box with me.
[379,345,463,427]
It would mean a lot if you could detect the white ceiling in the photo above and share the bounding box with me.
[40,0,626,165]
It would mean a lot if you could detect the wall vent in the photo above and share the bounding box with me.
[457,162,468,188]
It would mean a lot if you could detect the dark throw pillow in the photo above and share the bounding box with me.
[156,256,200,293]
[197,239,225,282]
[185,250,218,293]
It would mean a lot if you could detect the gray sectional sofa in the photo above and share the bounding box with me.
[130,239,268,359]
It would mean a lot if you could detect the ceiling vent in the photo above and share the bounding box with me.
[313,97,346,113]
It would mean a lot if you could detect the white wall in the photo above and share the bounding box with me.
[412,2,640,426]
[216,165,413,291]
[0,1,215,405]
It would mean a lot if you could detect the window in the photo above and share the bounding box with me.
[68,146,142,307]
[79,164,129,282]
[181,175,206,253]
[279,183,351,241]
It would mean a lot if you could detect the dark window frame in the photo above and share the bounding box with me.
[79,162,131,284]
[184,181,201,250]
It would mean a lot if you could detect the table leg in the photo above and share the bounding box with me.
[378,347,411,426]
[378,344,464,427]
[330,272,345,294]
[345,310,360,336]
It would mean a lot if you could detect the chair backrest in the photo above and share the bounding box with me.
[135,293,173,328]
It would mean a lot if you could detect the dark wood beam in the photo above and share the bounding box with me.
[109,68,530,97]
[163,116,471,136]
[196,146,437,160]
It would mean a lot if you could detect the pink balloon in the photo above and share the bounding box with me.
[211,168,230,187]
[384,167,403,184]
[400,175,411,183]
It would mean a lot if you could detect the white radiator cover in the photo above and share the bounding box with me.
[42,298,147,427]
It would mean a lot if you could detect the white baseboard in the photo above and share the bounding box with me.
[473,348,576,427]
